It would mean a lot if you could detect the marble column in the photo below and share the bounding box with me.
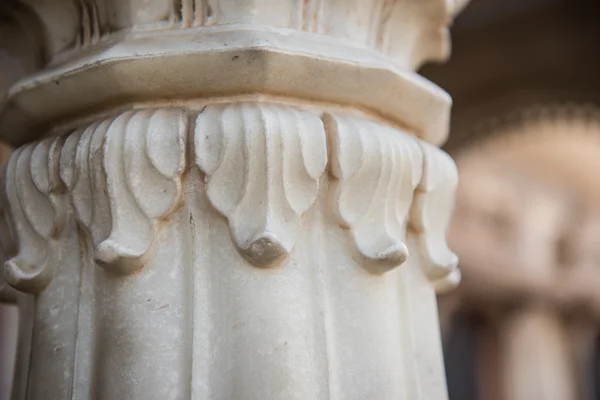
[0,1,465,399]
[446,159,582,400]
[500,308,576,400]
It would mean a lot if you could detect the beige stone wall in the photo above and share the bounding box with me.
[440,118,600,400]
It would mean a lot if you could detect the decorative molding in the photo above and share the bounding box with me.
[2,108,186,293]
[2,137,66,293]
[1,0,461,148]
[0,29,451,148]
[11,0,461,68]
[76,0,101,48]
[325,113,423,273]
[2,102,459,293]
[410,141,460,293]
[195,103,327,267]
[61,108,187,273]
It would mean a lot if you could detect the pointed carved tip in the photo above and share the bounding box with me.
[360,242,409,274]
[240,232,289,268]
[432,267,461,295]
[4,257,53,294]
[420,242,459,282]
[4,259,24,288]
[94,239,146,274]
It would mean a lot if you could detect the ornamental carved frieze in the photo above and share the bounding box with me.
[1,101,458,294]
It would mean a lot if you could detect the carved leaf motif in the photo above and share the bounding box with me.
[59,109,187,274]
[2,108,186,292]
[3,137,66,293]
[325,113,423,273]
[195,103,327,267]
[409,141,460,293]
[1,102,458,294]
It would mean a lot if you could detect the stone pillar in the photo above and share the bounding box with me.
[560,212,600,400]
[446,159,579,400]
[498,164,576,400]
[500,308,576,400]
[0,1,464,399]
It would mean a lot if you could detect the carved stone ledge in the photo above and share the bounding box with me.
[2,100,458,294]
[0,28,451,147]
[10,0,461,68]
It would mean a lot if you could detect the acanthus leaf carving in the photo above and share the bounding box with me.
[325,113,423,273]
[3,136,67,293]
[1,102,459,293]
[194,103,327,267]
[60,109,187,274]
[2,108,187,293]
[409,141,460,293]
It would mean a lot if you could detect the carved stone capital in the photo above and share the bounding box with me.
[2,101,458,294]
[1,99,459,399]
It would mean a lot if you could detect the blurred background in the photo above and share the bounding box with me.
[3,0,600,399]
[421,0,600,399]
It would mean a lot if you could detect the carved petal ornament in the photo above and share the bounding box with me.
[2,102,457,293]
